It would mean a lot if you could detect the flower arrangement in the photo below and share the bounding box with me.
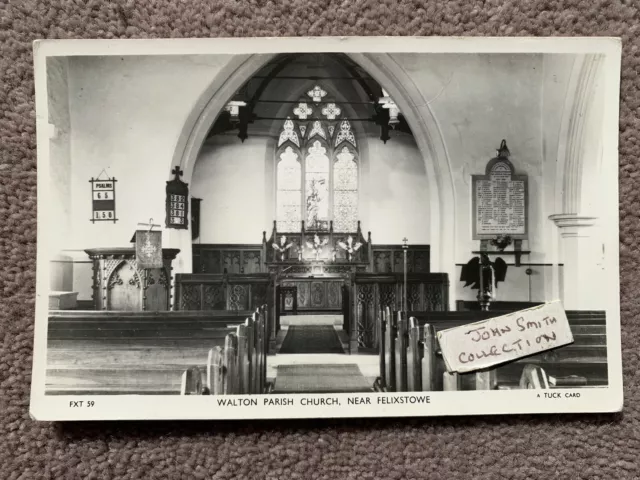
[490,234,512,251]
[337,235,363,261]
[305,234,328,261]
[272,235,293,261]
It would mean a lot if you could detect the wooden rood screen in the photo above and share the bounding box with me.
[376,308,607,392]
[181,305,269,395]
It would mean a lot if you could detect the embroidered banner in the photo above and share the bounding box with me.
[135,230,162,269]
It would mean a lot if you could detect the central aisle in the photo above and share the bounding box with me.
[272,364,372,393]
[278,325,346,354]
[269,324,377,393]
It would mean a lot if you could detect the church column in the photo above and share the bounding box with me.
[549,214,601,310]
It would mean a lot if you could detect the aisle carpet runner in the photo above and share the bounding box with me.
[278,325,345,354]
[273,364,372,393]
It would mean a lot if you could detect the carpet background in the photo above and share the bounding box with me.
[1,1,639,478]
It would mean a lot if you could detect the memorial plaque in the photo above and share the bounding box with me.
[472,140,528,239]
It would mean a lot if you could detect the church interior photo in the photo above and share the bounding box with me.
[43,48,610,396]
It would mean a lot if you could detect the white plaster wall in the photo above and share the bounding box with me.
[391,53,556,301]
[191,130,430,244]
[47,57,74,292]
[392,53,546,262]
[192,135,271,243]
[49,51,596,307]
[455,264,558,303]
[364,132,430,243]
[541,54,576,301]
[48,55,239,298]
[66,54,235,254]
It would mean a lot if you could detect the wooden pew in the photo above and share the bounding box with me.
[181,305,270,396]
[376,309,607,392]
[46,310,260,395]
[411,310,607,390]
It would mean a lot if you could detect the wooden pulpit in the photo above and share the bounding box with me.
[85,247,180,311]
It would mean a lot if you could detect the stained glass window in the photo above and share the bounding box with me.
[322,103,341,120]
[278,117,300,147]
[276,147,302,232]
[333,146,358,232]
[335,119,356,147]
[308,120,326,140]
[293,102,313,120]
[305,141,330,229]
[307,85,327,103]
[275,89,358,233]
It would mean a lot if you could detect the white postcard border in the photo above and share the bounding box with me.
[30,36,623,421]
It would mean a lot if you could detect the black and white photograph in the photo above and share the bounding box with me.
[30,37,623,421]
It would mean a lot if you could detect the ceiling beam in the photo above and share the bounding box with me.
[246,75,376,80]
[255,99,374,105]
[247,54,300,110]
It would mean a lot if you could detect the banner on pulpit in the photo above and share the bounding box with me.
[135,230,162,269]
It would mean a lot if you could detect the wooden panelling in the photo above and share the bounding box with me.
[175,274,271,312]
[372,245,430,274]
[85,248,179,312]
[281,278,344,312]
[194,242,430,276]
[193,245,265,274]
[263,220,371,265]
[353,273,449,350]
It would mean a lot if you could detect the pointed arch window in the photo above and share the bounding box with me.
[276,146,302,232]
[275,86,359,232]
[333,146,358,232]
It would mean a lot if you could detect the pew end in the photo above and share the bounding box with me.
[180,366,203,395]
[377,310,607,393]
[373,377,386,392]
[519,364,551,389]
[180,305,270,396]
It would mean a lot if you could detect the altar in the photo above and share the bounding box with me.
[179,220,449,352]
[269,260,361,314]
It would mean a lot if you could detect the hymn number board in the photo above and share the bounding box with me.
[90,177,117,223]
[472,140,528,239]
[166,166,189,230]
[169,194,187,225]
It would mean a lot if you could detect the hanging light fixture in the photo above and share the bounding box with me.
[378,89,400,128]
[224,100,247,123]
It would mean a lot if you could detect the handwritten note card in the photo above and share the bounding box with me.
[438,301,574,373]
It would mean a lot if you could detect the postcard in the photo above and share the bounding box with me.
[30,36,623,421]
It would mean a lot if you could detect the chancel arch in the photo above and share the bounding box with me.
[172,53,455,308]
